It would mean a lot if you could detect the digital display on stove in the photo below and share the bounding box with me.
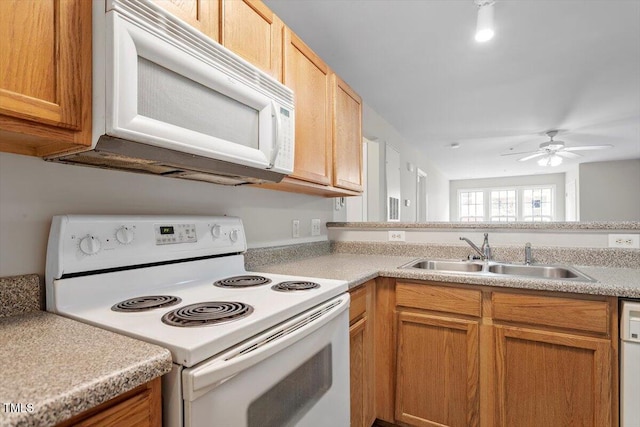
[159,226,174,235]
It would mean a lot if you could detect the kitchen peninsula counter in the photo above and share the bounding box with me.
[0,311,172,427]
[254,253,640,298]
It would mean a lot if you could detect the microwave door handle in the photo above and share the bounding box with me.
[268,101,282,168]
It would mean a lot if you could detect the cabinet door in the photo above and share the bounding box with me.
[56,377,162,427]
[350,316,367,427]
[283,28,332,185]
[494,325,612,427]
[396,311,479,427]
[332,74,363,192]
[151,0,219,40]
[349,282,376,427]
[221,0,282,81]
[0,0,92,156]
[0,0,88,130]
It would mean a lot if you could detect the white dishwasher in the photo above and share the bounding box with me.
[621,300,640,427]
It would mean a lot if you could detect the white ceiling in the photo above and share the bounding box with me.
[264,0,640,180]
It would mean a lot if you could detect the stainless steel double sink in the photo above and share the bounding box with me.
[401,259,595,282]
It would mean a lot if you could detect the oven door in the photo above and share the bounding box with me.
[181,295,350,427]
[104,9,292,173]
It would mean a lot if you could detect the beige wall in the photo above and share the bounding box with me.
[579,159,640,221]
[0,152,334,276]
[362,103,449,222]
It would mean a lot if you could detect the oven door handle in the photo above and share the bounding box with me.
[182,294,350,401]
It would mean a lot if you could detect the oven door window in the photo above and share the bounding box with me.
[247,345,332,427]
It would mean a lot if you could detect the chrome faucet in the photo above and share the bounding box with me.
[460,233,492,260]
[524,242,532,265]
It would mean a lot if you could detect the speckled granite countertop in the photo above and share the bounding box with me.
[254,253,640,298]
[0,312,172,427]
[327,221,640,230]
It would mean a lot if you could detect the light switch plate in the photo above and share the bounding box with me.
[608,234,640,248]
[388,231,405,242]
[292,220,300,238]
[311,219,321,236]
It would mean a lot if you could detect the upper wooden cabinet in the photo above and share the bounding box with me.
[332,74,363,192]
[256,29,363,197]
[151,0,220,41]
[283,28,333,186]
[0,0,92,157]
[220,0,283,81]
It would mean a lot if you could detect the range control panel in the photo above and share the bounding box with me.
[47,215,246,278]
[155,224,197,245]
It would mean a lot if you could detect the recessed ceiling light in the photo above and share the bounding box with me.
[474,0,496,43]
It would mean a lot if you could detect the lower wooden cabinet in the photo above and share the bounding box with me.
[56,377,162,427]
[395,282,481,427]
[395,311,479,427]
[349,280,376,427]
[389,280,618,427]
[494,325,612,427]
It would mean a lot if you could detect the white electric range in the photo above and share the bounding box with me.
[46,215,350,427]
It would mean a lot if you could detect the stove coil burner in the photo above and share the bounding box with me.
[213,275,272,288]
[271,281,321,292]
[161,302,254,327]
[111,295,181,312]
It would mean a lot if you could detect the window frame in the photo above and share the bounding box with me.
[457,185,556,222]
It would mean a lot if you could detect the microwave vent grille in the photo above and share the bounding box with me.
[111,0,294,108]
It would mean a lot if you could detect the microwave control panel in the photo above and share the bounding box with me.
[274,107,294,172]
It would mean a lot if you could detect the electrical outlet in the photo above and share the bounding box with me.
[292,220,300,238]
[311,219,321,236]
[388,230,405,242]
[608,234,640,248]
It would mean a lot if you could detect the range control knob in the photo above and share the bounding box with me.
[79,235,101,255]
[115,226,134,244]
[211,224,222,239]
[229,229,239,243]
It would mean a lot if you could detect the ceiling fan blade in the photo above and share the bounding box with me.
[501,150,540,157]
[518,152,547,162]
[556,151,582,159]
[564,144,613,151]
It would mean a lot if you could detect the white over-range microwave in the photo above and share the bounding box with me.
[48,0,295,185]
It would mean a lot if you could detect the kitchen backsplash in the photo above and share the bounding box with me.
[0,274,41,317]
[330,241,640,269]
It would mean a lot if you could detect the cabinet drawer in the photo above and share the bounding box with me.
[349,285,367,323]
[492,292,610,334]
[396,281,481,317]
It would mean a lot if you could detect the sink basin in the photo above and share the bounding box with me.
[487,263,592,281]
[401,259,595,282]
[405,260,484,273]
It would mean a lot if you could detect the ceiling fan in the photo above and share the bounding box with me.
[502,130,613,166]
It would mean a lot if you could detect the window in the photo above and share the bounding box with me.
[457,186,555,222]
[522,188,553,221]
[459,191,484,222]
[490,190,517,222]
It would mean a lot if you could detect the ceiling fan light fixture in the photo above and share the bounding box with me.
[474,0,495,42]
[537,154,563,167]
